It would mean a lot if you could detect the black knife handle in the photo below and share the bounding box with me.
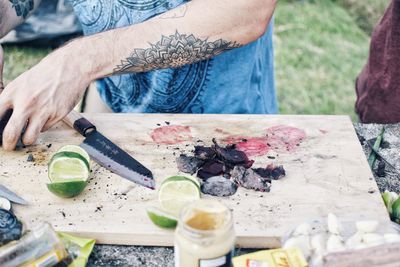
[63,110,96,137]
[74,118,96,137]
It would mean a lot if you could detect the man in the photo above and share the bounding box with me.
[0,0,277,151]
[356,0,400,123]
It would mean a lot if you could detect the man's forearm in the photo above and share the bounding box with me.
[68,0,276,79]
[0,0,41,38]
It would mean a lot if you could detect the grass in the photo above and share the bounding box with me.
[334,0,388,34]
[275,0,371,119]
[1,0,389,120]
[2,45,50,84]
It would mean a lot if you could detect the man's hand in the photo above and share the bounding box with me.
[0,43,91,150]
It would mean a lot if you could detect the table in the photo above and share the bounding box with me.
[87,122,400,266]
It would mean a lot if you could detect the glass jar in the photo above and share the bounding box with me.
[174,199,235,267]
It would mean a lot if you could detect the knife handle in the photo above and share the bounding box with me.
[63,110,96,137]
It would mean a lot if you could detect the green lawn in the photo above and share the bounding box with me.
[1,0,389,120]
[275,0,370,119]
[2,46,50,84]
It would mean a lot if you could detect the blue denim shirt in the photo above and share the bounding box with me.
[69,0,277,114]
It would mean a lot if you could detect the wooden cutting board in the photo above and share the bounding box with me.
[0,114,389,248]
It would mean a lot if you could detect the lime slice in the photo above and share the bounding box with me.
[57,145,90,164]
[159,176,201,217]
[48,152,90,183]
[183,176,201,187]
[47,181,87,198]
[147,206,178,229]
[162,176,200,187]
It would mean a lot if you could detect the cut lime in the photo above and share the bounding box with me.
[47,181,87,198]
[47,145,91,198]
[183,176,200,187]
[159,176,201,217]
[147,206,178,229]
[57,145,90,165]
[48,152,90,183]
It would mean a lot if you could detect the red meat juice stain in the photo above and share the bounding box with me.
[223,125,306,156]
[150,125,192,145]
[265,125,306,152]
[224,136,271,157]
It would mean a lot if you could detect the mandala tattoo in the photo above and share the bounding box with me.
[114,31,240,74]
[9,0,34,18]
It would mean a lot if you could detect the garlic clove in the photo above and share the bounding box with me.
[326,234,345,252]
[384,233,400,243]
[355,220,379,233]
[362,233,385,245]
[283,236,311,259]
[327,213,342,235]
[293,223,312,236]
[310,254,324,267]
[0,197,11,211]
[345,232,363,248]
[311,234,326,252]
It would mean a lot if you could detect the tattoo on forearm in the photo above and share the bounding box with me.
[114,31,240,74]
[9,0,34,18]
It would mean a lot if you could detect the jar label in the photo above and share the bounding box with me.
[199,250,233,267]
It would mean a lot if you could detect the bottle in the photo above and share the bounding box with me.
[174,199,235,267]
[0,223,68,267]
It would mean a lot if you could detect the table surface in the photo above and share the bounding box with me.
[86,122,400,267]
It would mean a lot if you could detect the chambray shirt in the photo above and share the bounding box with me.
[69,0,277,114]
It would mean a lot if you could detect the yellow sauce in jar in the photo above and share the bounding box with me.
[174,199,235,267]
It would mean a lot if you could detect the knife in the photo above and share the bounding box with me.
[0,185,28,205]
[63,110,155,190]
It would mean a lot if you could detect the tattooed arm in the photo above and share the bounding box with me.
[0,0,41,37]
[0,0,276,150]
[81,0,277,77]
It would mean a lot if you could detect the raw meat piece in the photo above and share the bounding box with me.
[201,176,238,197]
[212,138,249,164]
[231,166,271,192]
[197,159,225,178]
[176,155,204,175]
[253,164,286,180]
[194,146,216,159]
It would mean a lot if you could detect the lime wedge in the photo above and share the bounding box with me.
[48,152,90,183]
[47,181,87,198]
[159,176,201,217]
[147,206,178,229]
[57,145,91,164]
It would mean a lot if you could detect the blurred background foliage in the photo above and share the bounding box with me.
[2,0,390,120]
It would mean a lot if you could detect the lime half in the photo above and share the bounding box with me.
[147,206,178,229]
[57,145,90,165]
[48,151,89,182]
[159,176,201,217]
[47,145,91,198]
[47,181,87,198]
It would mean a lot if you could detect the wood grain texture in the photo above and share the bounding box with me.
[0,114,389,247]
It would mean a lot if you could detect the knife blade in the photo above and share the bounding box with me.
[0,185,28,205]
[63,110,155,190]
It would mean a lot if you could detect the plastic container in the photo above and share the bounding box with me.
[0,223,68,267]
